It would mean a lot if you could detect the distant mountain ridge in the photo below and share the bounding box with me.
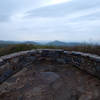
[0,40,20,44]
[46,40,67,46]
[23,41,38,45]
[0,40,99,47]
[46,40,82,46]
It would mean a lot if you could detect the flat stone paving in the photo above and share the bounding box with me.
[0,62,100,100]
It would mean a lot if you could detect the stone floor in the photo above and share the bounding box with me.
[0,62,100,100]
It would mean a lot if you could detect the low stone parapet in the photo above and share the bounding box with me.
[0,49,100,84]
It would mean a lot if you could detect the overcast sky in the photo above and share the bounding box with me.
[0,0,100,42]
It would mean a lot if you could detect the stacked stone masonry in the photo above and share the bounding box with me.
[0,49,100,84]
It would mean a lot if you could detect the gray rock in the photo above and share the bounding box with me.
[0,59,4,66]
[40,72,60,84]
[10,57,19,64]
[41,50,50,57]
[94,63,100,78]
[24,56,36,62]
[73,57,82,64]
[95,65,100,72]
[0,69,13,83]
[56,58,66,64]
[65,57,72,63]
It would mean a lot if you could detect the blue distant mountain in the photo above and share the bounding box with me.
[0,40,21,44]
[46,40,82,46]
[0,40,38,45]
[23,41,38,45]
[0,40,99,47]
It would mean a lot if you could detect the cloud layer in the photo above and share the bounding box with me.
[0,0,100,42]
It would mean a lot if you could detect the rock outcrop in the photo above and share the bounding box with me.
[0,49,100,100]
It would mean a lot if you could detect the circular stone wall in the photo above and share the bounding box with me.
[0,49,100,100]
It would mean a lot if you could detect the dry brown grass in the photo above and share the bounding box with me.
[0,44,100,57]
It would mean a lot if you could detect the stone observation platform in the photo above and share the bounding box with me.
[0,49,100,100]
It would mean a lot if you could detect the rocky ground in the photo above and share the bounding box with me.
[0,49,100,100]
[0,60,100,100]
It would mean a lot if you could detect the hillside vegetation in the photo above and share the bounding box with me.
[0,44,100,57]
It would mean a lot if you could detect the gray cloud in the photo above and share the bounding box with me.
[0,0,44,22]
[0,15,9,22]
[27,0,100,18]
[0,0,100,42]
